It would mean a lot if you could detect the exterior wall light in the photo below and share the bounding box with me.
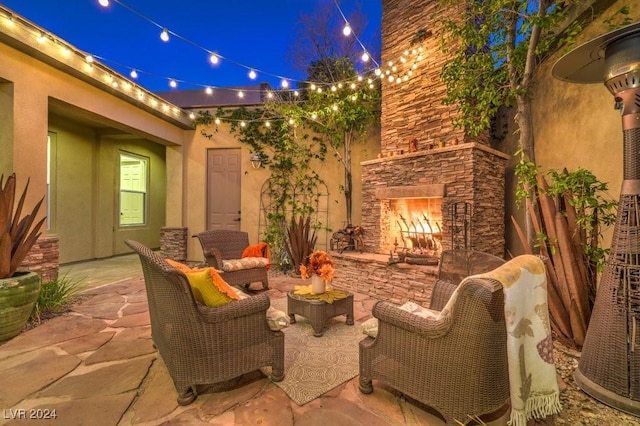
[250,153,264,169]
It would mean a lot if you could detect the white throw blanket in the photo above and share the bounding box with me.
[470,254,561,426]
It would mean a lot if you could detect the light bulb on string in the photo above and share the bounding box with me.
[248,69,257,79]
[98,0,110,7]
[265,121,271,127]
[214,118,221,125]
[169,79,177,88]
[310,84,316,91]
[238,91,244,98]
[205,87,213,95]
[294,90,300,97]
[85,54,94,63]
[267,92,274,99]
[160,28,170,42]
[37,33,47,44]
[209,53,219,65]
[130,69,138,79]
[343,24,352,36]
[362,52,370,62]
[281,79,289,89]
[189,112,195,120]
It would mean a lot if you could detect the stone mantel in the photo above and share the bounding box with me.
[361,142,510,167]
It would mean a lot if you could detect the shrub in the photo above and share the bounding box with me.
[29,272,83,324]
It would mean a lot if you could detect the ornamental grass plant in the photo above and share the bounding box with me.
[29,272,83,325]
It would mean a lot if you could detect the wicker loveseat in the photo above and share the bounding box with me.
[359,253,509,424]
[193,230,269,290]
[126,240,284,405]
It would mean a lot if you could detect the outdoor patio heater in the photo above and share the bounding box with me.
[552,22,640,415]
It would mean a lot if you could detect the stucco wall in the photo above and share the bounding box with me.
[504,1,639,255]
[183,122,380,262]
[0,20,188,264]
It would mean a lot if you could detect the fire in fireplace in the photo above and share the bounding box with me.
[388,198,443,254]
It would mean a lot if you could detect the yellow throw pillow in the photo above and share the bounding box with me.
[183,269,236,307]
[164,259,240,307]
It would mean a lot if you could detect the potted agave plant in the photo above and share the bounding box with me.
[0,173,45,342]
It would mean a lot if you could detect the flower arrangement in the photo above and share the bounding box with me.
[300,250,335,282]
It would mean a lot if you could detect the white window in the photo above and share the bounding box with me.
[119,153,148,226]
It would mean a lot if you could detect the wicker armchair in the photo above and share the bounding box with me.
[359,258,509,424]
[437,249,505,285]
[126,240,284,405]
[193,230,269,290]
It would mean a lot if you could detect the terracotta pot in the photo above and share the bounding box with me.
[0,271,41,342]
[311,274,326,294]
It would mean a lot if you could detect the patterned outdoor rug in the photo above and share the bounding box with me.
[262,297,362,405]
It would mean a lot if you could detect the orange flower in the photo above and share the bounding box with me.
[300,250,335,280]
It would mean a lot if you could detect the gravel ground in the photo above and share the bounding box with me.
[552,342,640,425]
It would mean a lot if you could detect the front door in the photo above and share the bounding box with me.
[207,148,241,230]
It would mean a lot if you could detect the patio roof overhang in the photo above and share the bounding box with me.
[0,5,193,130]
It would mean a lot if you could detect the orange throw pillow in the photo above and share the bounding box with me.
[241,242,271,269]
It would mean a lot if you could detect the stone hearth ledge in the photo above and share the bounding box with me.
[330,251,437,307]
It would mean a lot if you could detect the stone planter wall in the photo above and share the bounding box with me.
[331,251,437,307]
[20,236,59,282]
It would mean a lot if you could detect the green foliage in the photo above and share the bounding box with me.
[514,150,617,273]
[440,0,571,137]
[603,6,632,31]
[29,272,82,324]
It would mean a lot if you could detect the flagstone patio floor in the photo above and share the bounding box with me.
[0,254,511,425]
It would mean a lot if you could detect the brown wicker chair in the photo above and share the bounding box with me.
[125,240,284,406]
[437,249,505,285]
[193,230,269,290]
[359,256,510,424]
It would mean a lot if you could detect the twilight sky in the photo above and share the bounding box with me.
[0,0,382,92]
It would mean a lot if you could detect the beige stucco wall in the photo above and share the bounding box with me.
[504,2,639,255]
[183,121,381,262]
[0,16,191,264]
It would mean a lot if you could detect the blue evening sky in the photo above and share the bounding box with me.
[0,0,382,92]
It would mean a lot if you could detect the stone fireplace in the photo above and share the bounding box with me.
[331,0,509,304]
[361,144,508,258]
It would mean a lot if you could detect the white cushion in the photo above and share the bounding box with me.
[361,301,439,338]
[231,287,289,331]
[222,257,269,272]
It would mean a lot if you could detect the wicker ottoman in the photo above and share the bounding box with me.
[287,291,354,337]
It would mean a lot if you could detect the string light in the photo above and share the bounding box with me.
[332,0,379,67]
[169,79,177,88]
[130,69,138,79]
[160,28,169,42]
[205,86,213,95]
[91,0,380,91]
